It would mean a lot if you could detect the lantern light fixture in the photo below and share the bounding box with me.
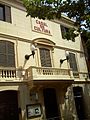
[60,51,69,65]
[25,44,36,60]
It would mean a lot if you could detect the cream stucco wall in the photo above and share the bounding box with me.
[0,0,88,74]
[0,1,89,120]
[0,0,84,52]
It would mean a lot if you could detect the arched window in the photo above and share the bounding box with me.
[39,48,52,67]
[0,41,15,67]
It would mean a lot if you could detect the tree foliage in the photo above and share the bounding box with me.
[22,0,90,41]
[81,30,90,60]
[22,0,90,29]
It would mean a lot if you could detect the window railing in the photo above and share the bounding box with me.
[26,66,89,82]
[36,67,69,76]
[0,67,25,81]
[26,66,73,80]
[79,72,89,80]
[72,71,89,80]
[73,71,79,78]
[0,67,89,82]
[0,67,16,78]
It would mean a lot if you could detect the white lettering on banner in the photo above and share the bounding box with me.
[32,19,51,35]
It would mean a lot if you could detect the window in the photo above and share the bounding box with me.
[69,53,78,71]
[0,4,11,23]
[60,25,76,42]
[69,53,79,77]
[0,41,15,67]
[39,48,52,67]
[0,4,5,21]
[60,25,69,39]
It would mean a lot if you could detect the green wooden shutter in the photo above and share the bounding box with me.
[69,53,78,71]
[5,5,11,23]
[40,48,52,67]
[0,4,5,21]
[60,25,65,39]
[0,41,15,67]
[69,53,79,77]
[6,41,15,67]
[0,41,6,66]
[45,49,52,67]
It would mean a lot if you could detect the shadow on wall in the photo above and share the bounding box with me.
[62,86,77,120]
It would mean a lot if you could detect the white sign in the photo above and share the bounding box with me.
[26,104,41,118]
[32,18,52,35]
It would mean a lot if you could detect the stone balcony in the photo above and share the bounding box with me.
[25,66,90,87]
[0,67,24,82]
[25,66,74,81]
[0,67,89,84]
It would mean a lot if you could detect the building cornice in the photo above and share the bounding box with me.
[0,33,84,54]
[0,0,25,11]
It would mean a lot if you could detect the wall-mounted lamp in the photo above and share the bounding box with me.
[60,51,69,65]
[25,44,36,60]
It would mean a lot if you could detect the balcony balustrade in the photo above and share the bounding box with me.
[0,67,25,81]
[26,66,74,81]
[0,67,89,83]
[26,67,89,82]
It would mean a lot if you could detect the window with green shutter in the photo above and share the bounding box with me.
[0,4,11,23]
[0,41,15,67]
[39,48,52,67]
[60,25,69,39]
[69,53,78,71]
[69,53,79,77]
[60,25,76,42]
[0,4,5,21]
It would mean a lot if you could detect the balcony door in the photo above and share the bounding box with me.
[43,88,60,120]
[0,90,19,120]
[39,48,52,67]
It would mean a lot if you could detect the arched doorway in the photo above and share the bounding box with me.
[0,90,19,120]
[73,87,86,120]
[43,88,61,120]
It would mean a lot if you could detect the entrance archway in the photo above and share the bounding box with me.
[73,87,86,120]
[43,88,61,120]
[0,90,19,120]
